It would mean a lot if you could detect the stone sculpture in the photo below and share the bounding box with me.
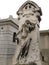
[13,0,42,65]
[16,19,36,61]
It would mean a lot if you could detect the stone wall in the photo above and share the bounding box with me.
[0,20,18,65]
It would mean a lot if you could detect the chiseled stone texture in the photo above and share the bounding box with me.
[13,1,42,65]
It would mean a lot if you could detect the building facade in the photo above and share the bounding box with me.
[40,30,49,65]
[0,16,18,65]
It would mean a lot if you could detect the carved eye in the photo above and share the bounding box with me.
[29,5,31,8]
[25,6,27,9]
[25,20,30,24]
[32,14,34,15]
[18,17,20,20]
[30,23,32,25]
[26,22,29,24]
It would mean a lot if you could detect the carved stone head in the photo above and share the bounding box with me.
[17,1,42,32]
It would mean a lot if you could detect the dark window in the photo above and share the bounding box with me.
[1,27,3,29]
[42,56,44,61]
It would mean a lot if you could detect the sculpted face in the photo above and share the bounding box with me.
[19,12,38,30]
[24,20,35,32]
[18,13,38,38]
[20,19,36,38]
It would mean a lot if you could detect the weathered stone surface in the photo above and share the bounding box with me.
[0,19,18,65]
[13,0,42,65]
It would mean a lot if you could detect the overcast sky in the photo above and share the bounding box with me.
[0,0,49,30]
